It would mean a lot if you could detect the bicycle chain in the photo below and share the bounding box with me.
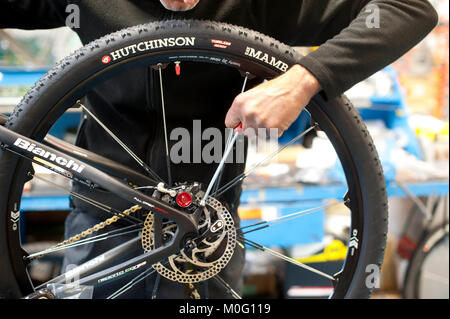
[29,205,143,261]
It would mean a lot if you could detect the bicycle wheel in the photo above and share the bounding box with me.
[403,224,449,299]
[0,20,388,299]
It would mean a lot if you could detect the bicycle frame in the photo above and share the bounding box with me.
[0,123,198,286]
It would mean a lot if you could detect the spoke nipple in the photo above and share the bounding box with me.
[175,61,181,76]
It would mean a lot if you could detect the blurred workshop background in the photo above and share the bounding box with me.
[0,0,448,299]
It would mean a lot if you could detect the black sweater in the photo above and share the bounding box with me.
[0,0,439,99]
[0,0,439,191]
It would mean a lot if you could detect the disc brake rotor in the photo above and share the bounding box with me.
[141,195,237,284]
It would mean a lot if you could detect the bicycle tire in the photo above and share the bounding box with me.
[403,224,449,299]
[0,19,388,299]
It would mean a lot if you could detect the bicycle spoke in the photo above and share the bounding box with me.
[213,275,242,299]
[200,73,254,205]
[157,64,173,187]
[239,200,346,235]
[214,123,318,197]
[107,266,157,299]
[107,258,172,299]
[30,172,143,225]
[77,101,165,184]
[212,72,250,195]
[238,236,335,282]
[200,129,240,206]
[26,225,142,259]
[23,172,147,261]
[34,236,142,291]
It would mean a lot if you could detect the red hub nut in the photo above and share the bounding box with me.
[176,191,193,208]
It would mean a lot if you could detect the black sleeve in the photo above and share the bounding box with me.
[0,0,67,29]
[250,0,439,99]
[298,0,438,99]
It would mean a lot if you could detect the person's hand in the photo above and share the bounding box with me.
[159,0,200,11]
[225,64,321,136]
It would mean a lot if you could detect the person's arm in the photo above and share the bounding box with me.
[0,0,67,29]
[296,0,439,99]
[226,0,438,133]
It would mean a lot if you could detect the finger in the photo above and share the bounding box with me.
[225,110,241,129]
[278,129,284,138]
[225,103,242,129]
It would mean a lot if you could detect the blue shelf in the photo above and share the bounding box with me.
[240,180,449,205]
[0,67,48,86]
[241,201,326,246]
[21,195,70,212]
